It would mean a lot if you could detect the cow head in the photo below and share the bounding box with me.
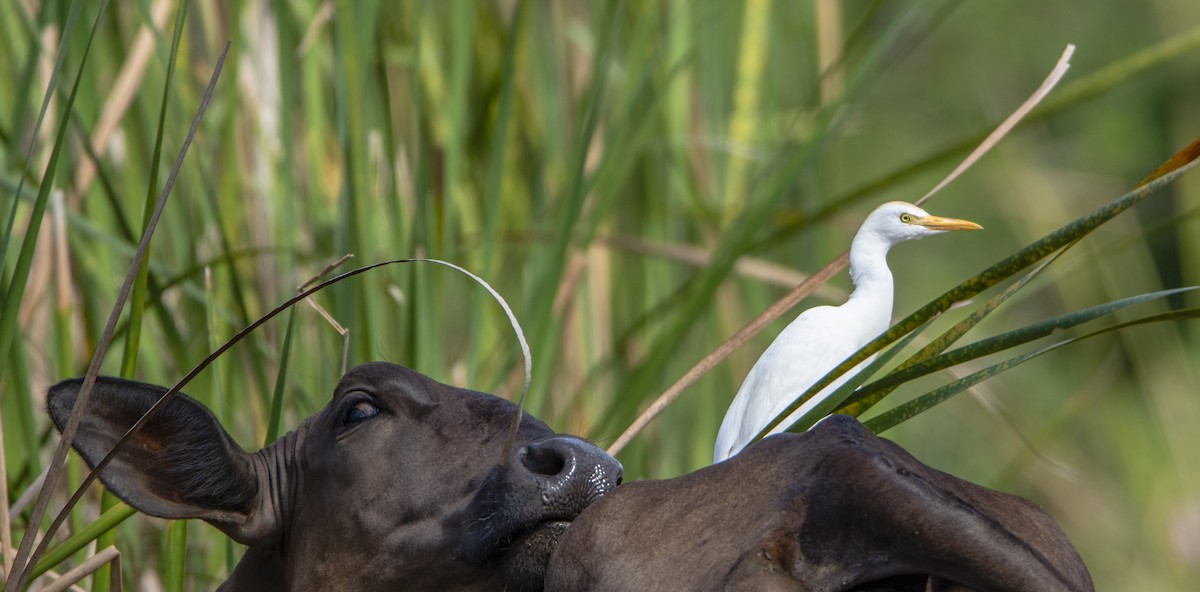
[546,415,1094,592]
[47,362,622,591]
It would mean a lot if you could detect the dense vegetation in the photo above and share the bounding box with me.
[2,1,1198,589]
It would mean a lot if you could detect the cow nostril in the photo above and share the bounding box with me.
[523,443,567,476]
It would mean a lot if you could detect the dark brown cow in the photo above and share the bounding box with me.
[50,365,1092,591]
[48,362,622,591]
[546,415,1093,592]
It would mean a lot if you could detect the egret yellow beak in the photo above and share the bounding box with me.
[914,215,983,231]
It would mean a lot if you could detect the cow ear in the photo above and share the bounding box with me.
[47,377,276,546]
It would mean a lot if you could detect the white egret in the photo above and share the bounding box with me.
[713,201,982,462]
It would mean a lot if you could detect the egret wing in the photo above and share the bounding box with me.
[715,306,858,461]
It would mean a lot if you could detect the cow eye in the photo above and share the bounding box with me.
[342,398,381,426]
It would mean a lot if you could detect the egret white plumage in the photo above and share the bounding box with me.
[713,201,982,463]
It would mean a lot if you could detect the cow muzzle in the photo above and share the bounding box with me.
[518,436,623,517]
[460,435,622,572]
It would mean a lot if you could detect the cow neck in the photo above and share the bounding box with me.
[252,419,310,553]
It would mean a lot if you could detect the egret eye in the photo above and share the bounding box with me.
[343,398,380,426]
[900,213,914,223]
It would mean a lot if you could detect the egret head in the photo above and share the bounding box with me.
[859,201,982,247]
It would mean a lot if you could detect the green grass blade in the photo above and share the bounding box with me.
[1,0,45,168]
[194,151,274,406]
[470,1,525,384]
[777,316,937,434]
[92,491,121,592]
[10,37,230,592]
[164,519,188,592]
[119,0,190,378]
[331,0,383,365]
[0,0,99,381]
[866,341,1075,433]
[837,248,1069,416]
[4,336,40,482]
[526,2,625,416]
[579,53,690,247]
[275,0,298,274]
[100,4,190,589]
[865,307,1200,433]
[30,502,137,581]
[66,113,192,367]
[444,0,476,258]
[480,0,524,277]
[850,285,1200,411]
[266,307,298,446]
[0,0,83,267]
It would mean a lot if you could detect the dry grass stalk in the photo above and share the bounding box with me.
[299,255,356,376]
[815,0,844,103]
[0,405,12,580]
[37,546,121,592]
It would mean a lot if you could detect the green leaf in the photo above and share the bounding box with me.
[30,502,137,581]
[849,285,1200,417]
[865,306,1200,433]
[165,519,189,592]
[266,307,298,446]
[838,247,1069,416]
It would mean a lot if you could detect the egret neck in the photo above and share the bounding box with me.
[845,227,897,336]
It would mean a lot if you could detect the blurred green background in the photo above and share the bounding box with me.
[2,0,1199,589]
